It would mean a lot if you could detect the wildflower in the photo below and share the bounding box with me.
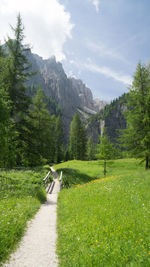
[146,252,150,256]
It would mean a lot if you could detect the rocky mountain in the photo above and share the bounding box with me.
[25,50,128,145]
[26,51,106,141]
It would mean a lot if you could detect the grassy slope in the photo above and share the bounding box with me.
[54,160,104,187]
[56,159,150,266]
[0,166,49,265]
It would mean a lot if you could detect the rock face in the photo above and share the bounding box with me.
[86,94,127,144]
[26,51,106,141]
[93,98,107,112]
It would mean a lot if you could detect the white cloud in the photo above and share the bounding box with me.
[0,0,74,61]
[84,62,132,85]
[92,0,100,13]
[87,41,131,65]
[67,57,132,85]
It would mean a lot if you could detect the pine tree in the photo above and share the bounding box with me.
[122,63,150,169]
[54,116,64,163]
[87,136,96,160]
[6,13,31,116]
[64,149,70,161]
[0,46,17,167]
[69,113,87,160]
[97,129,115,176]
[5,14,34,165]
[24,88,56,166]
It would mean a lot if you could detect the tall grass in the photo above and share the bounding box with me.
[56,159,150,266]
[0,166,49,265]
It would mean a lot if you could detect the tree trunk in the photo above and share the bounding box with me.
[145,155,149,169]
[104,160,106,176]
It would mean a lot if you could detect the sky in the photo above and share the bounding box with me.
[0,0,150,101]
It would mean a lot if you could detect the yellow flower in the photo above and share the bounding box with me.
[146,253,150,256]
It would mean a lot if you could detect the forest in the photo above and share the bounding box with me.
[0,14,65,168]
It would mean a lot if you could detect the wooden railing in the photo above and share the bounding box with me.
[43,171,51,186]
[43,169,63,193]
[43,170,55,194]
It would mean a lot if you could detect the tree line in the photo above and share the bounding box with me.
[96,62,150,171]
[69,62,150,172]
[0,15,95,168]
[0,14,64,167]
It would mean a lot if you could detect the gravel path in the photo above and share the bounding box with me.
[3,175,60,267]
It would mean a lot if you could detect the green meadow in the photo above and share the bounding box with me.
[56,159,150,266]
[1,159,150,266]
[0,166,49,265]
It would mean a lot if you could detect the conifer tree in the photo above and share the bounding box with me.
[54,116,64,163]
[5,14,34,165]
[97,129,115,176]
[0,46,17,167]
[24,88,56,166]
[123,63,150,169]
[87,136,96,160]
[6,13,31,116]
[69,113,87,160]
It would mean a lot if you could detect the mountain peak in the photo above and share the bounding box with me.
[27,51,106,140]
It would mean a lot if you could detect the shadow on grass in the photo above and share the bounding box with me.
[57,168,94,188]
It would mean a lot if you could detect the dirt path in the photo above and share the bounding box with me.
[3,175,60,267]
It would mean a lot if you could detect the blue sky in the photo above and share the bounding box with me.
[0,0,150,101]
[61,0,150,101]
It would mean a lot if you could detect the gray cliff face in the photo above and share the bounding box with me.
[93,98,108,112]
[69,78,94,110]
[26,52,106,141]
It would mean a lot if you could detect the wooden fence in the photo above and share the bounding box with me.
[43,169,63,193]
[43,171,55,194]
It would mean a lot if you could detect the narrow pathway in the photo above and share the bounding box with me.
[3,173,60,267]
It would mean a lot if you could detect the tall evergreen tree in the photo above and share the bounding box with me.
[122,63,150,169]
[69,113,87,160]
[24,88,56,166]
[5,14,34,165]
[0,46,17,167]
[6,14,31,116]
